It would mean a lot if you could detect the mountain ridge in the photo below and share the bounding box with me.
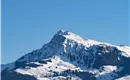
[1,30,130,80]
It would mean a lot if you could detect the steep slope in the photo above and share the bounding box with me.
[1,30,130,80]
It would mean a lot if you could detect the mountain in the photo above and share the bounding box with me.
[1,64,4,66]
[1,30,130,80]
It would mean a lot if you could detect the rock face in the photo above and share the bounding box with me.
[1,30,130,80]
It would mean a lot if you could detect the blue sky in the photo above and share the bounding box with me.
[2,0,129,64]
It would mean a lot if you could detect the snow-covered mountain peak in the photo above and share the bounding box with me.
[56,29,68,35]
[53,30,99,47]
[2,30,130,80]
[14,30,130,64]
[54,30,85,42]
[54,30,83,41]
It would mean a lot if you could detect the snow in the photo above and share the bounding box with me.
[15,55,124,80]
[62,31,101,47]
[15,56,78,80]
[116,46,130,57]
[2,30,130,80]
[95,66,123,80]
[59,30,130,58]
[115,75,130,80]
[14,30,130,65]
[101,66,117,72]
